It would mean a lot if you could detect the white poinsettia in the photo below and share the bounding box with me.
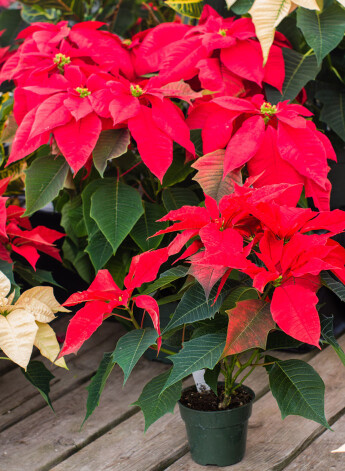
[0,271,69,370]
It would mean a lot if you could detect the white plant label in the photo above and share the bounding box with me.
[192,369,211,393]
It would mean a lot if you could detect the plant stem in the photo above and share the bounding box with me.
[0,357,11,361]
[149,345,176,356]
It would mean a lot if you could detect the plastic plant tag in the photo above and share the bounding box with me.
[192,369,211,393]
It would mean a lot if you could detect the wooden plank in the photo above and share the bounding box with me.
[0,318,124,432]
[48,349,315,471]
[165,335,345,471]
[283,413,345,471]
[0,356,168,471]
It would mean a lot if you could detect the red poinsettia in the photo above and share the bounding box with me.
[0,178,64,269]
[187,94,336,210]
[59,248,169,357]
[155,5,286,96]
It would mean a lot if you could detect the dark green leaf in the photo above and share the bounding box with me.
[93,129,130,177]
[266,48,320,103]
[112,329,159,384]
[316,89,345,141]
[21,361,55,411]
[164,281,230,333]
[90,182,144,254]
[190,129,203,156]
[14,266,63,289]
[162,333,226,391]
[83,352,115,425]
[269,359,330,428]
[162,187,199,212]
[220,286,259,315]
[24,155,69,217]
[321,316,345,366]
[322,271,345,302]
[231,0,254,14]
[266,330,303,351]
[133,370,182,431]
[296,4,345,64]
[140,265,189,296]
[86,230,113,272]
[130,202,168,251]
[60,196,87,244]
[81,178,115,238]
[204,364,221,395]
[162,151,194,187]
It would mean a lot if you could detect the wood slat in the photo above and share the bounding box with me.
[283,413,345,470]
[165,335,345,471]
[48,349,315,471]
[0,356,168,471]
[0,318,123,432]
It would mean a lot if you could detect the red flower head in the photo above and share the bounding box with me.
[188,94,336,210]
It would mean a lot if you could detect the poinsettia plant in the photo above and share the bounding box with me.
[1,0,345,434]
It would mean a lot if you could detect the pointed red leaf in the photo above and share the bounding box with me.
[134,295,161,351]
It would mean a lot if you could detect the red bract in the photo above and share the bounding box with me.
[59,248,169,357]
[155,5,286,95]
[246,230,345,347]
[0,178,64,269]
[188,94,336,210]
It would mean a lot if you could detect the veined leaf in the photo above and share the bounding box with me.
[165,0,204,18]
[112,329,159,384]
[83,352,115,424]
[162,333,226,391]
[266,48,320,102]
[321,316,345,367]
[322,271,345,302]
[81,178,115,238]
[269,359,330,428]
[249,0,292,63]
[133,370,182,431]
[164,281,230,333]
[296,4,345,64]
[24,155,69,217]
[140,265,189,296]
[130,202,168,251]
[192,149,242,202]
[223,299,275,356]
[316,89,345,141]
[93,129,130,177]
[21,360,55,411]
[220,286,259,315]
[86,230,113,272]
[90,182,144,254]
[162,187,199,212]
[266,329,303,350]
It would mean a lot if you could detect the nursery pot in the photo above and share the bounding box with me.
[178,384,255,467]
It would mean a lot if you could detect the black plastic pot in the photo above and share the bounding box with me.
[178,384,255,467]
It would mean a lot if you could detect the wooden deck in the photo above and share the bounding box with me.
[1,316,345,471]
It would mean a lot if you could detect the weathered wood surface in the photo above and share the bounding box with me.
[0,325,344,471]
[48,349,316,471]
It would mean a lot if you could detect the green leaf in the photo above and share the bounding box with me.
[130,202,168,251]
[162,187,199,212]
[81,178,115,238]
[231,0,254,15]
[24,155,69,217]
[73,251,94,284]
[14,266,63,289]
[140,265,189,296]
[90,182,144,254]
[0,10,26,46]
[112,329,159,384]
[85,230,113,272]
[269,359,330,429]
[164,281,230,333]
[316,89,345,141]
[165,0,204,18]
[322,271,345,302]
[83,352,115,425]
[220,286,259,315]
[204,364,221,395]
[190,129,203,157]
[60,196,87,244]
[321,316,345,366]
[133,370,182,431]
[266,330,303,350]
[162,151,194,187]
[93,129,130,177]
[21,361,55,411]
[296,4,345,64]
[162,333,226,391]
[266,48,320,103]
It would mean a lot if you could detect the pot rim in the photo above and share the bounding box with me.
[178,382,255,414]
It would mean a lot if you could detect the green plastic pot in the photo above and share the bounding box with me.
[178,384,255,467]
